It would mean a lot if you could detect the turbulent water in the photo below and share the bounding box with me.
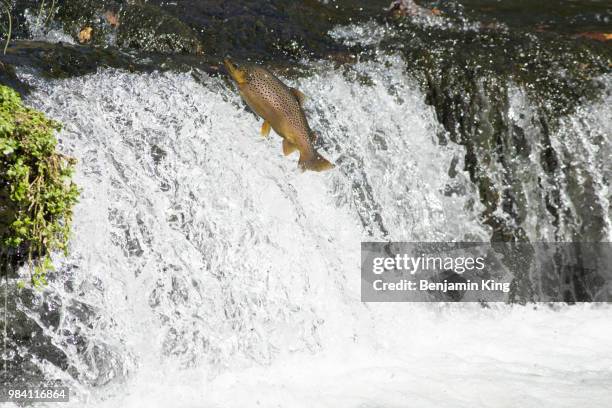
[3,16,612,408]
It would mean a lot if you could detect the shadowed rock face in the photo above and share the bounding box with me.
[115,3,203,54]
[379,13,611,243]
[0,41,224,80]
[11,1,611,65]
[56,1,202,54]
[451,0,612,34]
[6,1,201,54]
[11,0,389,58]
[144,0,391,60]
[0,61,30,95]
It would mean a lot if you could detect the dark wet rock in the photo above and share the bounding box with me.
[0,277,127,386]
[53,0,202,54]
[373,10,612,243]
[4,0,42,40]
[54,0,118,45]
[3,40,138,78]
[454,0,612,35]
[0,61,31,95]
[15,0,377,59]
[0,286,69,385]
[2,41,221,80]
[116,3,202,54]
[386,0,438,20]
[145,0,390,61]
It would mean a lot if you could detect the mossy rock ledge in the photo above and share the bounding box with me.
[0,85,79,286]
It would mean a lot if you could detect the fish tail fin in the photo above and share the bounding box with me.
[298,150,335,172]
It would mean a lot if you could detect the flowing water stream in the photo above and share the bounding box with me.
[2,5,611,407]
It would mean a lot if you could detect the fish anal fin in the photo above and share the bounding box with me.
[261,121,271,137]
[282,139,298,156]
[290,88,306,105]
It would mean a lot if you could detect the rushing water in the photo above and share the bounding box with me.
[2,12,612,408]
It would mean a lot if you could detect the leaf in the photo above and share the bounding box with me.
[78,26,93,44]
[574,32,612,42]
[105,11,120,28]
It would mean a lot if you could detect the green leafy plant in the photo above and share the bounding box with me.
[0,85,79,287]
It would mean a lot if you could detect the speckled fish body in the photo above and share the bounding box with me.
[224,58,334,172]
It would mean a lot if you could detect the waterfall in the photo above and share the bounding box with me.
[2,11,611,408]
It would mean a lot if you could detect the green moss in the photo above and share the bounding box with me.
[0,85,79,287]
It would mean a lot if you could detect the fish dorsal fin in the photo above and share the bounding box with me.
[290,88,306,105]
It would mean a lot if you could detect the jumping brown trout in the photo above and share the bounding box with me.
[224,58,334,172]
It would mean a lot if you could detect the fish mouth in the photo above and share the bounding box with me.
[223,58,247,84]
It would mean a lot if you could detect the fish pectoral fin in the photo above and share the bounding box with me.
[261,121,271,138]
[290,88,306,105]
[282,139,298,156]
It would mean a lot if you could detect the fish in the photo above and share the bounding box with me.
[223,58,335,172]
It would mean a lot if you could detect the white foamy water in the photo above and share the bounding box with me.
[8,53,612,407]
[495,80,612,242]
[23,9,76,44]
